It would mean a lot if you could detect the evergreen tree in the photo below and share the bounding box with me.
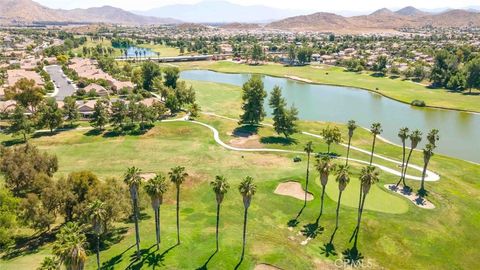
[63,97,79,126]
[239,76,267,125]
[8,105,34,142]
[268,86,298,138]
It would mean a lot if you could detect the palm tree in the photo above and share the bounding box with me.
[316,156,336,221]
[210,175,230,251]
[124,166,143,257]
[144,174,169,249]
[169,166,188,245]
[87,200,106,270]
[334,165,350,229]
[303,141,314,206]
[134,50,138,60]
[38,257,59,270]
[238,176,257,260]
[394,127,410,189]
[354,166,379,246]
[369,122,383,165]
[402,130,422,190]
[345,120,357,166]
[52,222,87,270]
[419,143,435,197]
[427,129,440,147]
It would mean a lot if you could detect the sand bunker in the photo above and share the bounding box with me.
[227,131,262,148]
[284,75,313,83]
[385,184,435,209]
[254,264,282,270]
[274,181,314,201]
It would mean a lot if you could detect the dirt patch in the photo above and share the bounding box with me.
[254,264,282,270]
[140,173,156,181]
[284,75,313,83]
[227,131,263,149]
[385,184,435,209]
[274,181,314,201]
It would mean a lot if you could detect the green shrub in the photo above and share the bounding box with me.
[411,100,426,107]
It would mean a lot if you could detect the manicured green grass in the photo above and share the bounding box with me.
[1,80,480,269]
[178,61,480,113]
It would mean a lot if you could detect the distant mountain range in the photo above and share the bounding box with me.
[134,0,304,23]
[266,7,480,32]
[0,0,180,25]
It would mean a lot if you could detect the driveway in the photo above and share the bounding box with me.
[45,65,76,101]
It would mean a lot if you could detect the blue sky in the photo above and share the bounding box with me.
[35,0,480,12]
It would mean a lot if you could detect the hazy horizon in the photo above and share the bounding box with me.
[34,0,480,14]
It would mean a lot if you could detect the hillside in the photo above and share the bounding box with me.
[0,0,179,25]
[267,7,480,32]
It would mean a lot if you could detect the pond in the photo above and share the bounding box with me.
[122,46,157,58]
[180,70,480,163]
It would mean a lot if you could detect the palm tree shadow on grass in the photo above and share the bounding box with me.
[2,227,59,260]
[321,228,339,257]
[301,221,324,239]
[342,246,364,267]
[287,204,306,228]
[101,243,135,270]
[1,138,25,147]
[128,243,179,270]
[196,250,218,270]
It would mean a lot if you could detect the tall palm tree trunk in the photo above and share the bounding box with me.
[395,141,407,188]
[304,153,311,206]
[317,185,326,222]
[420,159,430,194]
[346,137,352,166]
[402,148,415,188]
[241,207,249,259]
[369,136,376,165]
[133,198,140,257]
[96,234,100,270]
[216,203,221,251]
[354,192,368,247]
[335,191,343,229]
[154,208,160,249]
[176,186,180,244]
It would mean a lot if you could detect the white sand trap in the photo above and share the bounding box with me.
[254,264,282,270]
[385,184,435,209]
[284,75,313,83]
[274,181,314,201]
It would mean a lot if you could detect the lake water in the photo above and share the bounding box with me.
[180,70,480,163]
[123,46,156,58]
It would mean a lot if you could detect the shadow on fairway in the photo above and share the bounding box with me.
[287,204,306,228]
[260,136,297,146]
[128,243,179,270]
[196,250,218,270]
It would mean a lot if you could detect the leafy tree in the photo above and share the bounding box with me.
[269,86,298,138]
[20,193,55,231]
[250,44,264,64]
[297,46,313,65]
[90,99,109,130]
[165,91,181,113]
[321,126,342,154]
[124,167,143,258]
[169,166,188,245]
[37,99,63,133]
[0,188,19,248]
[144,174,169,249]
[52,222,87,270]
[163,67,180,89]
[430,50,459,87]
[188,103,201,119]
[110,100,128,130]
[38,256,60,270]
[8,105,34,142]
[238,176,256,260]
[0,144,58,196]
[466,57,480,94]
[60,171,100,222]
[63,97,80,126]
[210,175,230,251]
[91,178,130,232]
[373,55,388,74]
[141,62,161,91]
[288,45,296,65]
[5,78,45,112]
[239,76,267,125]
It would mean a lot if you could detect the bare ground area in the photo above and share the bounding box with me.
[227,131,263,148]
[274,181,314,201]
[385,184,435,209]
[254,263,282,270]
